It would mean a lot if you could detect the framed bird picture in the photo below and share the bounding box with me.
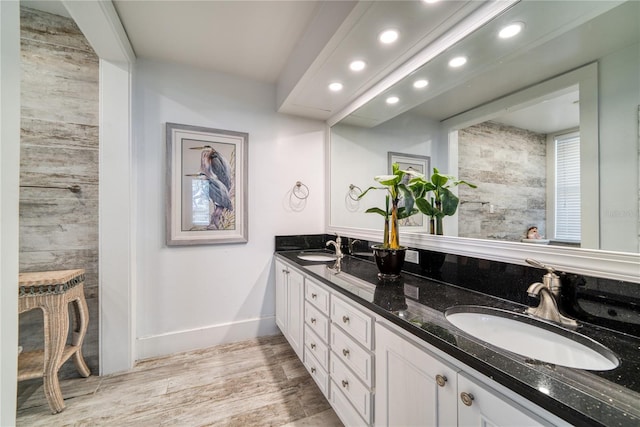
[166,123,248,245]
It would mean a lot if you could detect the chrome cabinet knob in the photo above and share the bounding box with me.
[342,348,350,357]
[310,318,316,324]
[311,293,317,299]
[310,343,316,349]
[461,392,475,407]
[342,315,350,323]
[341,380,349,388]
[436,374,447,387]
[310,367,316,374]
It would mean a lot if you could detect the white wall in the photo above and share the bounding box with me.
[599,42,639,253]
[133,59,325,359]
[330,112,442,232]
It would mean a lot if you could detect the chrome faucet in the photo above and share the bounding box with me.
[326,235,344,273]
[326,235,343,258]
[526,258,561,298]
[525,259,577,327]
[347,238,360,255]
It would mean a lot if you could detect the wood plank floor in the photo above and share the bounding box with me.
[16,334,343,426]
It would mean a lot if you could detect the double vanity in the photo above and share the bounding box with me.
[275,237,639,426]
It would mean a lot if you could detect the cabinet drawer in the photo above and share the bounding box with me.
[331,325,373,387]
[330,356,372,423]
[304,348,329,398]
[305,301,329,342]
[331,297,373,350]
[330,381,370,427]
[305,278,330,314]
[304,324,329,369]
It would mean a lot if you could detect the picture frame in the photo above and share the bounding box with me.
[166,123,248,245]
[388,151,431,229]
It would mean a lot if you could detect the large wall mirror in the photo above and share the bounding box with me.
[328,0,639,280]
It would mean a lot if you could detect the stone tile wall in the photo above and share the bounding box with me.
[458,121,547,242]
[18,7,99,378]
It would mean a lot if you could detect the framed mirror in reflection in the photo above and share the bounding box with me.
[329,0,639,259]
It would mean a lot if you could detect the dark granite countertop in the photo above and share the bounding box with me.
[275,251,640,427]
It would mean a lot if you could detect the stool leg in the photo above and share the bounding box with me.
[42,297,68,414]
[70,291,91,377]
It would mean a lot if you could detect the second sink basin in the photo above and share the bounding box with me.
[445,305,619,371]
[297,252,337,262]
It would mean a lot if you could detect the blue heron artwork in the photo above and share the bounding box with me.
[167,122,248,245]
[184,142,235,230]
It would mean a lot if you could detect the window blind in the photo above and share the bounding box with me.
[555,134,581,241]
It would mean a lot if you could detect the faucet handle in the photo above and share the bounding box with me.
[525,258,558,276]
[526,258,561,295]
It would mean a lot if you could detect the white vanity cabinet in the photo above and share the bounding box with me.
[303,277,331,397]
[275,259,304,360]
[456,373,547,427]
[329,295,375,426]
[375,320,567,427]
[275,256,570,427]
[375,322,459,426]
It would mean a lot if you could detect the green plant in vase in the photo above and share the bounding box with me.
[358,163,424,278]
[414,167,477,235]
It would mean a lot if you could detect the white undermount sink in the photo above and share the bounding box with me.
[445,305,619,371]
[296,252,337,262]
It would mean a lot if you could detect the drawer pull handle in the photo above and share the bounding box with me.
[310,318,316,324]
[342,348,350,357]
[342,315,350,323]
[460,392,474,407]
[311,293,317,299]
[341,380,349,388]
[436,374,447,387]
[311,343,316,349]
[310,367,316,374]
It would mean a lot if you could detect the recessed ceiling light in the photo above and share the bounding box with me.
[448,56,467,68]
[499,22,524,39]
[379,29,399,45]
[349,60,366,72]
[413,79,429,89]
[328,82,343,92]
[423,0,440,3]
[386,96,399,105]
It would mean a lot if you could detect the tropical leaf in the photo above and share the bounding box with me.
[365,207,388,217]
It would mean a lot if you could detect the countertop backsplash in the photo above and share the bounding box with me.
[275,234,639,338]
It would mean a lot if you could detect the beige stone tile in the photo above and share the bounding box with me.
[280,408,344,427]
[16,335,340,427]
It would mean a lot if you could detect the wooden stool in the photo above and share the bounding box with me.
[18,269,91,414]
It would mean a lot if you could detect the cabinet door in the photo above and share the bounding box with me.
[275,260,288,333]
[376,323,458,427]
[457,373,544,427]
[287,267,305,359]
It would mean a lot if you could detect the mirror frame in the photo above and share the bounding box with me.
[325,2,640,283]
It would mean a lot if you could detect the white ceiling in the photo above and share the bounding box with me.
[111,0,321,85]
[492,90,580,135]
[21,0,488,121]
[20,0,630,131]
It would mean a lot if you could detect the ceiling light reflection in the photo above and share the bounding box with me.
[449,56,467,68]
[379,30,399,45]
[350,60,366,72]
[499,22,524,39]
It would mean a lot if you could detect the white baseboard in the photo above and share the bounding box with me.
[136,316,279,361]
